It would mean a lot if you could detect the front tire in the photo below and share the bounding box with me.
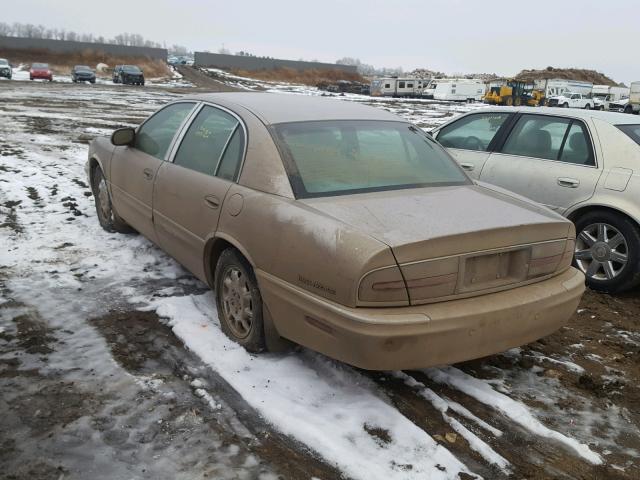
[91,166,133,233]
[574,210,640,293]
[624,105,633,114]
[563,102,569,108]
[214,249,266,352]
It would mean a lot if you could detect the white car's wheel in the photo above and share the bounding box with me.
[574,211,640,292]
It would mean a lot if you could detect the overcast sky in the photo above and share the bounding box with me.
[5,0,639,83]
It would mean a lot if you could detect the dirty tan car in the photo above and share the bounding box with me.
[87,93,585,370]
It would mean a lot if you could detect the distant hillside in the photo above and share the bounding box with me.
[515,67,619,86]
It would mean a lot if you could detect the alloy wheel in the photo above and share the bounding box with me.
[221,267,253,338]
[575,223,628,281]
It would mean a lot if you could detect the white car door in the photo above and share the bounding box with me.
[434,111,513,179]
[480,113,602,213]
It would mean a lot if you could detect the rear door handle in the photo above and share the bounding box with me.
[557,177,580,188]
[204,194,220,209]
[143,168,154,180]
[460,162,475,171]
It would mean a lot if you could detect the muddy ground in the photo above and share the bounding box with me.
[0,79,638,479]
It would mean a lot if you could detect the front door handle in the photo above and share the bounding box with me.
[460,162,475,171]
[204,194,220,209]
[557,177,580,188]
[143,168,154,180]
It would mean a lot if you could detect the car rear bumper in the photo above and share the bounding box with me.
[31,73,52,79]
[258,267,585,370]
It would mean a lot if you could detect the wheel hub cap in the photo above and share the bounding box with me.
[221,267,253,339]
[97,178,111,220]
[575,222,628,281]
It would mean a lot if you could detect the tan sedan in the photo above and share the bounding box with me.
[87,93,585,370]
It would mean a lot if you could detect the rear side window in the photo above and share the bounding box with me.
[216,127,245,181]
[173,105,241,177]
[617,124,640,146]
[437,112,511,152]
[501,114,594,165]
[135,102,195,160]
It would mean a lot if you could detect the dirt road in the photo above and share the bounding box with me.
[0,79,638,480]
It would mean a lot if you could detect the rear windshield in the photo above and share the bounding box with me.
[33,63,48,68]
[123,65,141,73]
[273,120,470,198]
[0,59,8,65]
[617,124,640,146]
[75,65,91,71]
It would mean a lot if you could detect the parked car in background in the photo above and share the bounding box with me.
[112,65,123,83]
[433,107,640,292]
[546,92,593,109]
[87,93,584,370]
[30,63,53,81]
[116,65,145,85]
[71,65,96,84]
[0,58,12,79]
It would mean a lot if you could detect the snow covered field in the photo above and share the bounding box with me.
[1,78,639,480]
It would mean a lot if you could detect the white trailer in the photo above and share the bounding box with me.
[629,81,640,114]
[430,79,485,102]
[369,77,427,97]
[535,78,593,97]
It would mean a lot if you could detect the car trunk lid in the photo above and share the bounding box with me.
[302,185,573,304]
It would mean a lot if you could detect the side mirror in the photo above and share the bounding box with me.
[111,127,135,146]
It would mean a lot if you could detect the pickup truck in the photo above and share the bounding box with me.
[546,92,593,109]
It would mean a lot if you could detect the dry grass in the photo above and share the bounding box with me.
[0,47,170,78]
[230,67,364,85]
[516,67,619,86]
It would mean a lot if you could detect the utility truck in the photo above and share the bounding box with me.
[591,85,629,110]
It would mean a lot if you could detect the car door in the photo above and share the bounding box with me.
[480,113,602,213]
[434,111,513,178]
[109,101,197,243]
[153,104,246,280]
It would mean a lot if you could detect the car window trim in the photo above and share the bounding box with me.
[167,101,249,183]
[493,112,598,168]
[134,100,199,161]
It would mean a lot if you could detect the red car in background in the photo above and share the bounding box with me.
[30,63,53,81]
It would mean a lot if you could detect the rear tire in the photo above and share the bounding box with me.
[91,166,133,233]
[574,210,640,293]
[585,103,591,110]
[214,249,266,353]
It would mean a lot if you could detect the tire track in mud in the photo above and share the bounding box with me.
[90,308,345,480]
[367,367,631,479]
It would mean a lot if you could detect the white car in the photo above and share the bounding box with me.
[547,92,593,109]
[432,106,640,293]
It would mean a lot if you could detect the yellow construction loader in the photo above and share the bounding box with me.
[484,80,545,107]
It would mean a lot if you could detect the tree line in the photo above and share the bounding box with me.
[0,21,166,49]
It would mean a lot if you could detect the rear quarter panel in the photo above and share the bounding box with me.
[215,183,397,308]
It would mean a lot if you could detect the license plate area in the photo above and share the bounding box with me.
[459,248,530,293]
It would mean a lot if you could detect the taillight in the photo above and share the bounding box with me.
[399,257,458,301]
[527,239,573,278]
[358,266,408,305]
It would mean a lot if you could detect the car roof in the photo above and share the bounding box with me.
[183,92,402,125]
[463,106,640,125]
